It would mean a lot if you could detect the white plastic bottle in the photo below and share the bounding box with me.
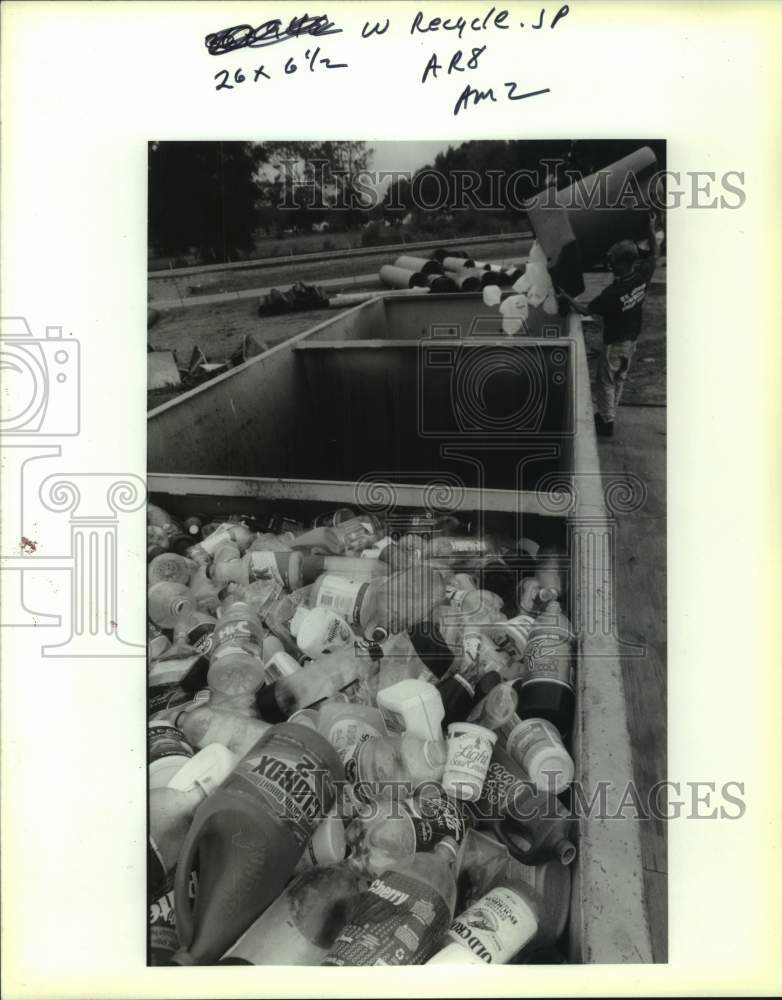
[426,878,544,964]
[290,605,353,658]
[500,716,574,794]
[376,679,445,741]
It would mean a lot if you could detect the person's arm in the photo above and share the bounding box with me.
[644,211,658,272]
[557,288,593,316]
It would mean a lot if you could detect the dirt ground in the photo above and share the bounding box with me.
[147,305,335,410]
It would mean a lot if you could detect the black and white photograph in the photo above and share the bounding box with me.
[146,138,668,966]
[2,3,780,997]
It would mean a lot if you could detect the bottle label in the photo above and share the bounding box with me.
[522,628,573,688]
[408,794,467,848]
[462,631,482,667]
[445,886,538,964]
[148,723,193,765]
[195,525,234,556]
[147,684,193,719]
[149,868,198,962]
[328,718,384,756]
[496,614,535,656]
[472,746,532,821]
[506,718,562,766]
[339,734,374,807]
[264,651,302,683]
[378,705,406,735]
[232,729,336,850]
[322,870,451,966]
[249,551,294,588]
[211,619,262,660]
[314,576,368,625]
[187,621,215,655]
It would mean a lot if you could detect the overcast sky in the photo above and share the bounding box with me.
[368,140,455,183]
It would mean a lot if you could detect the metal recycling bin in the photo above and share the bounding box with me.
[147,292,654,963]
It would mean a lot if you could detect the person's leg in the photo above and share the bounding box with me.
[596,343,622,424]
[613,340,637,409]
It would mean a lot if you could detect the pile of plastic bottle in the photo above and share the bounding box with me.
[147,503,578,966]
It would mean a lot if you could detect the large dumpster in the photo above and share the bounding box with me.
[147,292,654,963]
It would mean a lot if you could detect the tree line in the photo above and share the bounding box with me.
[148,139,666,263]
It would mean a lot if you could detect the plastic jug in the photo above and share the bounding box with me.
[172,723,343,965]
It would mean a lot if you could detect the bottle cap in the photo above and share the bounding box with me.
[556,838,577,866]
[255,681,286,723]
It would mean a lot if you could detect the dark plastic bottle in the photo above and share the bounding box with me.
[514,601,575,737]
[171,723,343,965]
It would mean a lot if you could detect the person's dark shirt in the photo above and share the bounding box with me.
[589,257,655,344]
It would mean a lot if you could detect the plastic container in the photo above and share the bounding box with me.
[316,702,387,756]
[311,566,445,642]
[466,681,518,731]
[376,678,445,740]
[207,602,266,698]
[442,722,497,801]
[148,552,195,586]
[437,672,477,726]
[290,605,353,658]
[220,863,363,965]
[172,723,343,965]
[147,581,195,629]
[264,650,302,683]
[322,838,459,966]
[186,521,256,566]
[177,706,272,759]
[515,601,575,736]
[148,720,194,788]
[294,808,348,871]
[341,733,447,808]
[501,716,574,794]
[256,639,380,722]
[426,878,546,965]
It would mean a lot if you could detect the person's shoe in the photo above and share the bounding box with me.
[594,413,615,439]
